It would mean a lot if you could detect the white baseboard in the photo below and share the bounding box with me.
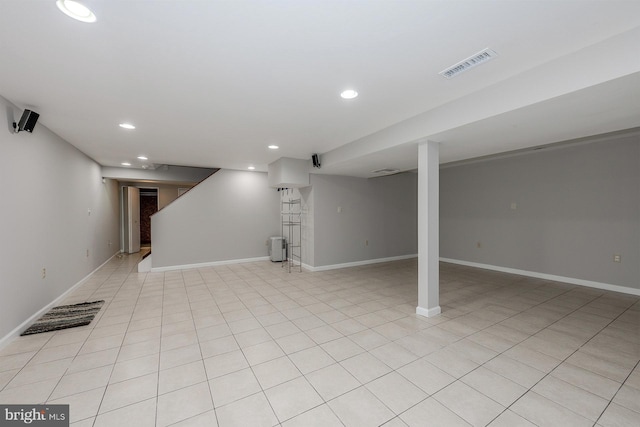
[0,251,121,351]
[440,258,640,296]
[138,254,152,273]
[308,254,418,272]
[416,305,441,317]
[150,256,271,273]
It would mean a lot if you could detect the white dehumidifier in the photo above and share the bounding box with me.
[269,236,286,262]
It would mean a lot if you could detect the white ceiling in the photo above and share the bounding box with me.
[1,0,639,178]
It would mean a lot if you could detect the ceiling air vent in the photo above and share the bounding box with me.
[371,168,400,175]
[439,48,498,79]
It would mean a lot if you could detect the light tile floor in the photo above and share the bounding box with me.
[1,254,639,427]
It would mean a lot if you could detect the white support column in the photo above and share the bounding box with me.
[416,140,441,317]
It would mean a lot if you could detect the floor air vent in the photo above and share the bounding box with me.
[439,48,498,79]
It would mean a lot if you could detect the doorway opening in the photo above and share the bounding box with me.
[139,188,158,248]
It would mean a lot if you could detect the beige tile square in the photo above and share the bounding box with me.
[228,317,262,334]
[510,391,592,427]
[396,358,455,395]
[425,347,479,378]
[276,332,316,354]
[200,335,239,358]
[50,365,112,400]
[533,375,608,421]
[204,350,248,379]
[598,402,640,427]
[160,343,202,370]
[252,356,301,389]
[6,358,72,389]
[551,362,621,400]
[265,321,301,339]
[370,342,418,369]
[332,319,369,335]
[366,372,427,414]
[161,330,199,351]
[372,322,411,341]
[94,398,156,427]
[328,386,395,427]
[242,341,284,365]
[234,328,272,348]
[394,333,444,357]
[349,329,390,351]
[446,338,498,365]
[613,384,640,413]
[400,397,470,427]
[289,346,334,374]
[196,324,232,342]
[321,337,365,361]
[99,372,158,413]
[156,382,214,427]
[78,334,124,355]
[159,360,208,395]
[265,377,323,422]
[341,352,392,384]
[215,392,278,427]
[0,378,59,404]
[209,368,261,407]
[281,404,343,427]
[292,314,327,331]
[29,343,81,365]
[434,381,505,426]
[305,325,343,344]
[488,409,537,427]
[306,363,360,400]
[117,339,160,362]
[566,350,632,383]
[484,354,545,388]
[461,366,527,407]
[123,327,161,346]
[0,369,18,390]
[48,386,105,424]
[109,353,159,383]
[466,330,515,353]
[168,409,218,426]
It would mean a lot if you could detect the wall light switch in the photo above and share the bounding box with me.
[337,206,342,213]
[613,254,621,263]
[510,202,517,210]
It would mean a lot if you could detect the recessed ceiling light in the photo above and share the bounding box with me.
[119,123,135,130]
[56,0,97,23]
[340,89,358,99]
[121,162,131,166]
[268,145,279,150]
[137,156,148,160]
[248,166,255,170]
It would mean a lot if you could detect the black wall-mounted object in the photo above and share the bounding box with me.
[312,153,320,168]
[14,109,40,133]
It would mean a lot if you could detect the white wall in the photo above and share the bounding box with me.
[440,132,640,291]
[151,169,280,268]
[0,97,120,340]
[311,173,418,268]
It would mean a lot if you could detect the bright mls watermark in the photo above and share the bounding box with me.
[0,405,69,426]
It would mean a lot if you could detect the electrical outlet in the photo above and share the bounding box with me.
[613,254,621,263]
[42,268,46,279]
